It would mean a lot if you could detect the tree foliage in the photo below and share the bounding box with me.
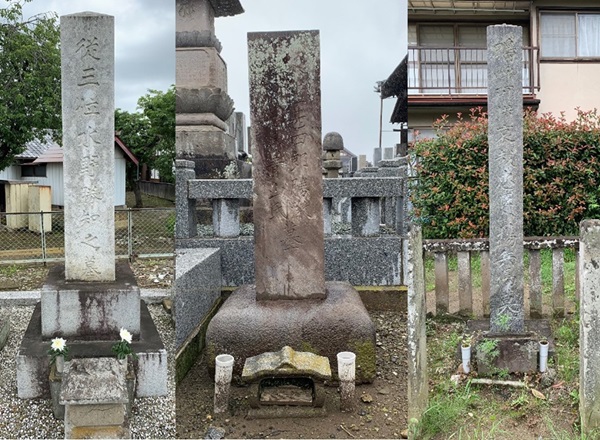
[412,108,600,239]
[0,0,61,171]
[115,86,175,206]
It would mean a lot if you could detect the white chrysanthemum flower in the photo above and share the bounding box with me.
[120,328,132,344]
[51,338,66,352]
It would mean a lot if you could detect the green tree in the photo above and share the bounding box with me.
[0,0,61,171]
[115,86,175,207]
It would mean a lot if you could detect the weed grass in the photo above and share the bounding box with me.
[423,248,582,439]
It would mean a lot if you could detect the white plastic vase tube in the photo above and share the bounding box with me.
[461,344,471,374]
[337,351,356,412]
[214,354,234,414]
[539,340,549,373]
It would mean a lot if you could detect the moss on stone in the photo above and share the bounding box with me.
[175,297,222,384]
[350,339,377,383]
[298,341,319,355]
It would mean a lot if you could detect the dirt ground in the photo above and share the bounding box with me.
[177,311,408,439]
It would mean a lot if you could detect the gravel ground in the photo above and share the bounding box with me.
[0,303,175,439]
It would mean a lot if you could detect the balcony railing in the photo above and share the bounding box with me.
[408,46,539,97]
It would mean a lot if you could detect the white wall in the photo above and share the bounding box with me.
[3,147,128,207]
[0,165,20,181]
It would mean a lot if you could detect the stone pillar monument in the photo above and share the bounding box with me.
[487,25,524,334]
[175,0,244,177]
[206,30,375,382]
[62,12,115,282]
[579,220,600,434]
[17,12,167,401]
[249,30,325,300]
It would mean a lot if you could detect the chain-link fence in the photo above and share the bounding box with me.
[0,208,174,264]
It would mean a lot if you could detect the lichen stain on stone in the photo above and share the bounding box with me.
[248,31,320,182]
[349,340,376,382]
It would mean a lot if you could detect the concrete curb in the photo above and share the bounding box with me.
[0,288,171,307]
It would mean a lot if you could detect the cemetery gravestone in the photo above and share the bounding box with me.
[62,12,115,282]
[250,31,325,300]
[206,30,375,382]
[466,25,553,375]
[16,12,167,402]
[487,24,524,334]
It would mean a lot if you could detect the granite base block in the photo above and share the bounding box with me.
[41,262,140,339]
[205,282,376,383]
[16,302,167,399]
[175,248,221,350]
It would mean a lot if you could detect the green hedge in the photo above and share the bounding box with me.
[412,108,600,239]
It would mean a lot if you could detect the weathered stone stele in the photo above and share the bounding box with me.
[61,12,115,282]
[487,24,524,333]
[248,30,325,300]
[579,219,600,434]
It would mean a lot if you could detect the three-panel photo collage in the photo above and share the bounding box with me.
[2,0,597,439]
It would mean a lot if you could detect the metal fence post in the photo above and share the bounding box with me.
[40,210,47,263]
[127,208,133,260]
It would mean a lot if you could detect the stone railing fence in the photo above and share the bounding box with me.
[175,160,407,287]
[423,236,579,318]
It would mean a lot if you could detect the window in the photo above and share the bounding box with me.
[21,164,46,178]
[540,12,600,58]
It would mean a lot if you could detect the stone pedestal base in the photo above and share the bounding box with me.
[205,282,376,383]
[16,302,167,399]
[41,262,140,339]
[464,319,554,374]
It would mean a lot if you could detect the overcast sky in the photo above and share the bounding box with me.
[22,0,406,162]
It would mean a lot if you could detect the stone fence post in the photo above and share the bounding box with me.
[579,219,600,434]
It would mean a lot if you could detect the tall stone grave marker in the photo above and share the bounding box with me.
[487,24,524,333]
[249,30,325,300]
[18,12,167,401]
[62,12,115,282]
[206,30,375,382]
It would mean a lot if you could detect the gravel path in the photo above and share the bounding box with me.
[0,303,175,439]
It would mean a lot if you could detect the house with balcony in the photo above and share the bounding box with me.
[408,0,600,140]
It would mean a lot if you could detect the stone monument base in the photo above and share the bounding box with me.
[205,281,376,383]
[17,301,167,399]
[464,319,555,374]
[41,262,140,339]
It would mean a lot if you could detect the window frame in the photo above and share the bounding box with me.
[539,10,600,61]
[21,164,47,178]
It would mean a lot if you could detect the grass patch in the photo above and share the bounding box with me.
[425,306,582,438]
[419,381,482,439]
